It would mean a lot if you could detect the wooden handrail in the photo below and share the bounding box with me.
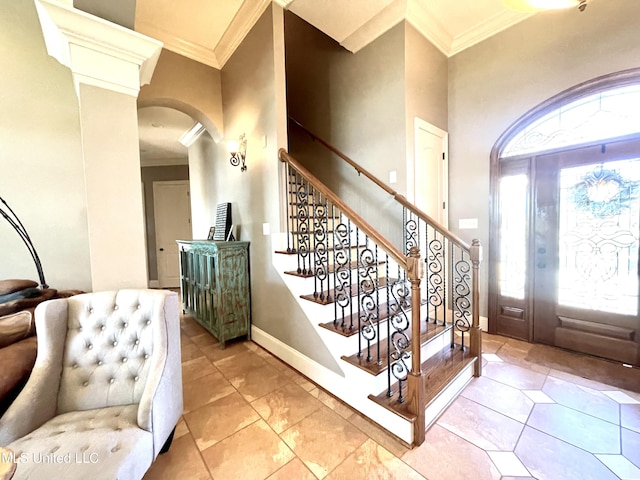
[289,118,472,252]
[279,148,408,269]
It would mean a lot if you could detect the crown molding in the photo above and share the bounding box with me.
[135,20,220,69]
[215,0,272,68]
[406,0,452,56]
[340,0,406,53]
[449,9,533,56]
[34,0,163,97]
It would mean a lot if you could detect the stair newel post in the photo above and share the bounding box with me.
[470,239,483,377]
[406,246,426,446]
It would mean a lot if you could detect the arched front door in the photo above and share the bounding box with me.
[489,69,640,366]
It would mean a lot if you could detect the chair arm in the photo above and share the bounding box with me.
[0,299,68,445]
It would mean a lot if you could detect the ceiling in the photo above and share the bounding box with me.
[128,0,540,165]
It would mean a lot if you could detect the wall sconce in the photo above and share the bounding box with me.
[228,133,247,172]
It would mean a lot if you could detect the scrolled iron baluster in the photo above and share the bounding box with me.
[333,219,352,328]
[427,236,444,325]
[405,211,418,253]
[313,194,329,300]
[358,240,378,362]
[296,178,311,276]
[453,251,472,349]
[387,280,411,402]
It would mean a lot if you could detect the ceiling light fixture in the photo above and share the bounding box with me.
[503,0,587,12]
[228,134,247,172]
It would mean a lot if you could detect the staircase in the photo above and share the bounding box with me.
[271,127,482,447]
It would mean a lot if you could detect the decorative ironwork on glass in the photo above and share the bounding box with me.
[559,159,640,315]
[503,84,640,157]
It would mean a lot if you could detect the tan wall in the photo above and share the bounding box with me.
[139,49,224,141]
[212,5,340,371]
[448,0,640,315]
[0,0,91,291]
[141,165,190,281]
[285,14,407,247]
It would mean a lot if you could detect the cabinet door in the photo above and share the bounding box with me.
[217,247,250,340]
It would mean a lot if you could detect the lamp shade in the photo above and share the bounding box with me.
[503,0,582,11]
[227,140,239,154]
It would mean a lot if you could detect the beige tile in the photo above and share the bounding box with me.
[180,333,194,347]
[437,396,524,451]
[292,374,316,391]
[481,334,507,354]
[280,407,368,479]
[461,376,535,423]
[185,391,260,450]
[143,433,211,480]
[226,362,292,403]
[548,369,617,391]
[622,427,640,468]
[182,356,217,384]
[182,370,236,414]
[174,418,189,439]
[181,318,208,338]
[494,341,550,375]
[309,387,355,419]
[515,426,619,480]
[622,404,640,433]
[190,333,219,348]
[542,375,620,424]
[267,458,315,480]
[214,349,270,378]
[180,342,205,362]
[483,361,547,390]
[251,382,323,433]
[326,438,425,480]
[527,403,620,454]
[595,454,640,479]
[201,420,294,480]
[402,424,501,480]
[200,341,248,363]
[347,412,409,458]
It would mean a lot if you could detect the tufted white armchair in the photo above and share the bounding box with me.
[0,289,183,480]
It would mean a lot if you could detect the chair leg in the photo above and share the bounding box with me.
[159,427,176,454]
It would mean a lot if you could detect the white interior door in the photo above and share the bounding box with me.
[413,118,448,227]
[153,181,192,288]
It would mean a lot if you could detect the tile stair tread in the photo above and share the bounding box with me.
[367,343,475,422]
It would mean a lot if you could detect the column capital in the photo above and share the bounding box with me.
[34,0,163,97]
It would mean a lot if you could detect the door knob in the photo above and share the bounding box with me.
[159,248,164,251]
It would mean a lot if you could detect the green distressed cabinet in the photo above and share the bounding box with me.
[177,240,251,348]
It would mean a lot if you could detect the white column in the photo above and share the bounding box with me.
[35,0,163,291]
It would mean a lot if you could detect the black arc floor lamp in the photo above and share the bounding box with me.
[0,196,47,289]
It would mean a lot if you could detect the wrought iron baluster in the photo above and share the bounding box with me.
[454,248,472,349]
[358,236,379,364]
[388,278,410,403]
[296,176,311,276]
[286,165,293,253]
[333,213,351,329]
[313,191,329,300]
[427,230,444,326]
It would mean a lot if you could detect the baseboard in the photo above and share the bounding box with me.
[251,325,414,444]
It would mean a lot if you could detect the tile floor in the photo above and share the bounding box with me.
[144,315,640,480]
